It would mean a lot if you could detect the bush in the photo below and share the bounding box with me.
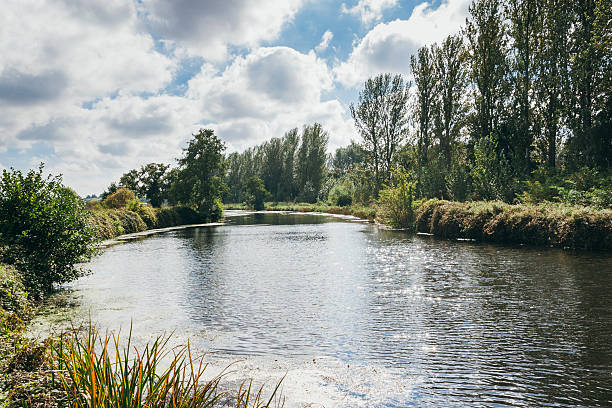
[328,180,353,207]
[376,171,416,229]
[102,188,135,209]
[126,200,158,229]
[0,263,28,316]
[0,166,97,296]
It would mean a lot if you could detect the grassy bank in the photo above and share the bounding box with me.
[88,204,205,240]
[414,200,612,250]
[224,202,376,221]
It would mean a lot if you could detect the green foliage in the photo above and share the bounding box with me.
[50,324,283,408]
[155,206,202,228]
[0,166,97,296]
[102,188,135,209]
[328,179,354,207]
[470,134,517,201]
[244,177,268,210]
[0,263,28,317]
[126,200,158,229]
[415,199,612,250]
[377,171,416,229]
[173,129,227,221]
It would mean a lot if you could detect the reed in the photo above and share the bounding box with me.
[50,324,283,408]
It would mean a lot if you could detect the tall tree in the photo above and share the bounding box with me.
[380,74,410,183]
[506,0,540,173]
[566,0,611,168]
[411,47,437,166]
[432,35,469,168]
[139,163,170,207]
[351,74,409,194]
[535,0,571,167]
[350,76,384,193]
[296,123,328,203]
[465,0,510,141]
[173,129,227,220]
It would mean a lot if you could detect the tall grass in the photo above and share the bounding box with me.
[50,324,283,408]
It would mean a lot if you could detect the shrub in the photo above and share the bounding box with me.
[328,180,354,207]
[126,200,158,229]
[0,263,28,316]
[376,171,416,229]
[102,188,135,209]
[0,166,97,296]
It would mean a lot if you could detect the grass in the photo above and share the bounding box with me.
[224,202,376,221]
[51,324,284,408]
[414,199,612,250]
[88,205,203,240]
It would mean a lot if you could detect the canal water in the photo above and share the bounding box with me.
[35,212,612,407]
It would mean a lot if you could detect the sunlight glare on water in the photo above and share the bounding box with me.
[36,212,612,407]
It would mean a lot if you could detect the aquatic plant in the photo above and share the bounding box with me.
[50,324,283,408]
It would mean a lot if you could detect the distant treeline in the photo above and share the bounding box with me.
[101,0,610,212]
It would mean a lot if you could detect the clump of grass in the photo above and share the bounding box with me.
[414,199,612,250]
[50,324,283,408]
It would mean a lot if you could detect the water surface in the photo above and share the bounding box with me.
[37,212,612,407]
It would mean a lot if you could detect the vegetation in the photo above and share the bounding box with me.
[101,129,227,223]
[0,166,97,297]
[415,200,612,250]
[50,325,283,408]
[218,0,610,250]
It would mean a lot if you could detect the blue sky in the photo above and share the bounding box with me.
[0,0,470,194]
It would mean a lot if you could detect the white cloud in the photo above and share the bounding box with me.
[315,30,334,53]
[342,0,398,25]
[335,0,471,87]
[188,47,354,153]
[141,0,305,61]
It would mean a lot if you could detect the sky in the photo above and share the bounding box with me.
[0,0,471,195]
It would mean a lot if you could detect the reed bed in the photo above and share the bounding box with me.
[50,324,283,408]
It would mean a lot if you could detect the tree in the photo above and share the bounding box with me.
[506,0,540,173]
[411,47,437,167]
[535,0,572,167]
[351,74,409,195]
[139,163,170,207]
[465,0,510,141]
[119,169,141,195]
[172,129,227,221]
[243,176,268,210]
[296,123,328,203]
[380,74,410,183]
[0,165,97,296]
[432,35,469,168]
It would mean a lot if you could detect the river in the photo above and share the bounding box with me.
[34,211,612,407]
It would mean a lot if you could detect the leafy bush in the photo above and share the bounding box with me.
[126,200,158,228]
[377,171,416,229]
[0,263,28,316]
[155,206,202,228]
[102,188,135,209]
[328,179,353,206]
[0,166,97,296]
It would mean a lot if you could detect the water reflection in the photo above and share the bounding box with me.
[47,212,611,407]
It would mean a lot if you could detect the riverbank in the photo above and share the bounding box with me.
[414,199,612,251]
[224,202,377,221]
[88,205,205,240]
[226,200,612,251]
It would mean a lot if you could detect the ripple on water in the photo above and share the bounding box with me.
[34,213,612,407]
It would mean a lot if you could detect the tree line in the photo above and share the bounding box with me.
[101,0,610,210]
